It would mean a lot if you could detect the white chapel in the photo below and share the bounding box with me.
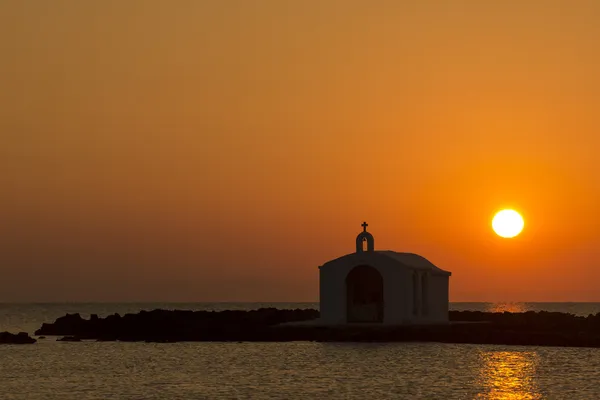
[318,222,452,325]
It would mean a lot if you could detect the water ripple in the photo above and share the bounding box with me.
[1,342,600,399]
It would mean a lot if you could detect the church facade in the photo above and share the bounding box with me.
[318,223,451,325]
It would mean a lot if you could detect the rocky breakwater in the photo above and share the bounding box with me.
[324,310,600,348]
[34,309,600,348]
[297,310,600,347]
[35,308,320,342]
[0,332,36,344]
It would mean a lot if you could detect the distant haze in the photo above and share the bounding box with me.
[1,1,599,302]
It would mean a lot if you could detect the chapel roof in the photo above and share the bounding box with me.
[376,251,451,275]
[320,222,451,276]
[320,250,451,275]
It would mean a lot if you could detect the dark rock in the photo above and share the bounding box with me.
[57,336,82,342]
[0,331,36,344]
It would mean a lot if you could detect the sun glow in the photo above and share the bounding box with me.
[492,209,524,238]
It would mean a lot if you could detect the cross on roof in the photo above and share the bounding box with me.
[361,221,368,232]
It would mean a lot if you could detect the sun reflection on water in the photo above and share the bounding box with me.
[486,303,529,313]
[477,350,542,400]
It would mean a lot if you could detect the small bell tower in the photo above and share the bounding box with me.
[355,221,374,253]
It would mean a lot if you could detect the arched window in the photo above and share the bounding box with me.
[421,273,429,316]
[412,272,419,316]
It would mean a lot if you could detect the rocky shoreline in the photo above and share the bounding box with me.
[29,308,600,348]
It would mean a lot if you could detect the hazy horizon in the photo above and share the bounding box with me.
[2,1,600,302]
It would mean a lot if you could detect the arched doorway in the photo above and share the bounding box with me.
[346,265,384,323]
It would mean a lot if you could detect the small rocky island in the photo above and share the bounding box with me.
[34,308,600,348]
[0,331,36,344]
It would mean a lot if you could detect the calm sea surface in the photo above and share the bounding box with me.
[1,302,600,399]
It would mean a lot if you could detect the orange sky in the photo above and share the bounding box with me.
[1,1,599,302]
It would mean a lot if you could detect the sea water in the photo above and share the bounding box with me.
[0,302,599,399]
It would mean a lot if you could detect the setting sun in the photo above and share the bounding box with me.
[492,209,525,238]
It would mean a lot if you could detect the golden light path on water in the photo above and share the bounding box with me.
[477,303,540,399]
[477,351,542,400]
